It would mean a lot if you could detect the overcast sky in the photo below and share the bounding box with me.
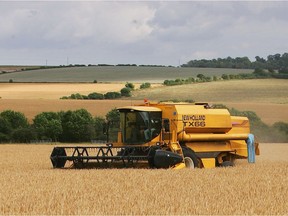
[1,1,288,66]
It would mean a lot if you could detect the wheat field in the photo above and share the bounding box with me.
[0,144,287,215]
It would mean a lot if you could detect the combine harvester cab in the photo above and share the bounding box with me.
[50,102,259,169]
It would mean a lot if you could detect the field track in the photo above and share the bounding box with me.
[0,143,287,215]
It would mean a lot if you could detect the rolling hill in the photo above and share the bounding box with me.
[0,66,252,83]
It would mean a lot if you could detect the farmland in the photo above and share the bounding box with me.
[0,66,253,83]
[0,65,287,215]
[0,79,287,125]
[0,143,287,215]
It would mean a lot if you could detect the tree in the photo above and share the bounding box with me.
[120,87,132,97]
[106,108,120,124]
[125,82,135,90]
[105,108,120,142]
[94,116,106,140]
[0,110,29,130]
[11,128,37,143]
[104,92,121,99]
[140,82,151,89]
[60,109,95,142]
[33,112,63,141]
[0,117,11,142]
[88,92,104,100]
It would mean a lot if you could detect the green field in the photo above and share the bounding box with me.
[132,79,288,104]
[0,66,253,83]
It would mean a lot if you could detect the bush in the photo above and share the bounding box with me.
[238,73,255,79]
[253,68,271,78]
[184,77,195,84]
[221,74,229,80]
[60,96,69,99]
[140,82,151,89]
[163,79,183,86]
[125,82,135,90]
[88,92,104,100]
[70,93,84,100]
[120,87,132,97]
[104,92,121,99]
[273,122,288,135]
[279,67,288,74]
[9,79,13,83]
[11,127,37,143]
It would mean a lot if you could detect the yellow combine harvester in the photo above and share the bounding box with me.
[50,102,259,169]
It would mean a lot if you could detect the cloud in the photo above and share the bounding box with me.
[0,1,288,65]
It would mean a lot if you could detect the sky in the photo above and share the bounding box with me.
[0,1,288,66]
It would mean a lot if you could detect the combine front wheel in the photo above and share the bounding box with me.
[182,146,199,168]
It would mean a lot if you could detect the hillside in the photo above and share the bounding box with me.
[0,79,287,125]
[0,66,252,83]
[132,79,288,104]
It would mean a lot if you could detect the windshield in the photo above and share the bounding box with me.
[120,110,162,144]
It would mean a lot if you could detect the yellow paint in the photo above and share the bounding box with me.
[172,162,186,169]
[116,102,259,168]
[201,158,216,168]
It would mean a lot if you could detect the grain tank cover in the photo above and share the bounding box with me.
[175,104,232,133]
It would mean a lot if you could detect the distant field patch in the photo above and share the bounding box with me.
[0,99,142,121]
[133,79,288,104]
[0,66,253,83]
[225,102,288,125]
[0,83,147,99]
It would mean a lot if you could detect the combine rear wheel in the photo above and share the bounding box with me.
[221,161,234,167]
[182,146,199,168]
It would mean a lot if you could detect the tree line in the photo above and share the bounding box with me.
[61,82,151,100]
[182,53,288,73]
[163,66,288,86]
[0,109,120,143]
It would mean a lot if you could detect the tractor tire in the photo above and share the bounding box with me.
[182,146,199,168]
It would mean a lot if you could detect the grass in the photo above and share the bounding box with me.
[0,143,287,215]
[0,66,253,83]
[132,79,288,104]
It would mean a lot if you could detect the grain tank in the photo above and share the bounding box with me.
[50,102,259,169]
